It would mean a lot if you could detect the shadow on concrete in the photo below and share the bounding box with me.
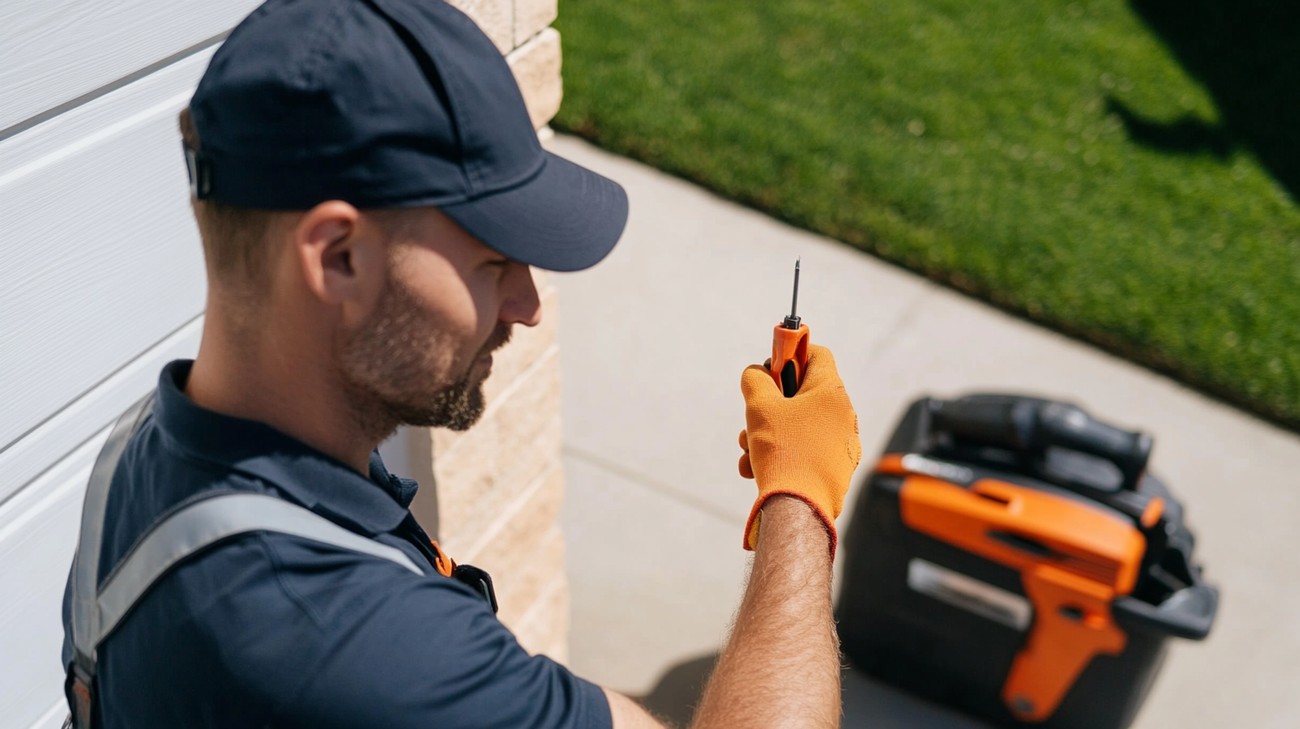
[636,653,993,728]
[636,653,712,726]
[1115,0,1300,199]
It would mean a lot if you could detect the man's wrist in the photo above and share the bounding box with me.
[756,494,833,553]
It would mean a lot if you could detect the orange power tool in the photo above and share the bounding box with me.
[771,259,810,397]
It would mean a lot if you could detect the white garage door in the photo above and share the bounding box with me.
[0,3,261,726]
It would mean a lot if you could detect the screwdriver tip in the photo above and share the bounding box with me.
[786,258,802,325]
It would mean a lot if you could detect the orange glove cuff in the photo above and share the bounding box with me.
[744,491,839,554]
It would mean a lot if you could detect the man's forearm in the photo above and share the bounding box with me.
[607,345,858,729]
[690,495,841,729]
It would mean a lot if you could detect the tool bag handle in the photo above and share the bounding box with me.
[1113,579,1218,640]
[926,394,1153,490]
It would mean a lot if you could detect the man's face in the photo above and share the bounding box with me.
[335,209,541,434]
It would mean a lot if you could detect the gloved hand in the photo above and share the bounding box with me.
[738,344,862,554]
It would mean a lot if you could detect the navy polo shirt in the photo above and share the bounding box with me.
[61,360,611,729]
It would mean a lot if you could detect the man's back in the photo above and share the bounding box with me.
[62,361,610,728]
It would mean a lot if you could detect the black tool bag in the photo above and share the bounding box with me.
[836,394,1218,729]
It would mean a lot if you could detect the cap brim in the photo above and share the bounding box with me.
[440,151,628,272]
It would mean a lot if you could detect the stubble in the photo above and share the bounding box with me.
[337,270,510,442]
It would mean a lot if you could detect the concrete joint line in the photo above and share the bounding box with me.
[562,445,737,526]
[512,28,550,51]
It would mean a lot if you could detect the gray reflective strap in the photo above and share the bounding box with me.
[70,395,155,676]
[95,492,423,646]
[69,395,427,677]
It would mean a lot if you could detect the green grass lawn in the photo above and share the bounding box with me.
[554,0,1300,428]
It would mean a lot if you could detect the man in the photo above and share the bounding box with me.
[61,1,862,727]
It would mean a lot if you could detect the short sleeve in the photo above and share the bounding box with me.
[245,534,613,729]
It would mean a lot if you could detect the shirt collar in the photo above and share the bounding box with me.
[153,360,416,535]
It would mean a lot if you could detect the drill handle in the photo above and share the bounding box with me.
[928,395,1152,488]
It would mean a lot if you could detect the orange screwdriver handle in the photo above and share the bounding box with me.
[770,323,810,397]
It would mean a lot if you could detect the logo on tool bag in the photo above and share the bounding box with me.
[901,455,975,485]
[907,558,1031,631]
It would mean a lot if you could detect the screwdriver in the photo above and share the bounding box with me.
[770,259,811,397]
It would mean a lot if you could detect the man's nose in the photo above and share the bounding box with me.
[501,263,542,327]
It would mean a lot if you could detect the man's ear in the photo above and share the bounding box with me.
[292,200,387,318]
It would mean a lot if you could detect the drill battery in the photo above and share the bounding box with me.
[836,394,1219,729]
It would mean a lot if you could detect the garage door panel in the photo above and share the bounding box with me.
[0,317,202,508]
[0,48,214,461]
[30,701,69,729]
[0,434,100,729]
[0,0,260,132]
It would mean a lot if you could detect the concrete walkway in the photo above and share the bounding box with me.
[550,135,1300,728]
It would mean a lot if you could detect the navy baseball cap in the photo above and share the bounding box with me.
[186,0,627,272]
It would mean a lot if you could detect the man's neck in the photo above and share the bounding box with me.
[185,319,380,475]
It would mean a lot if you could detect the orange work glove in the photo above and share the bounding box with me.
[738,344,862,554]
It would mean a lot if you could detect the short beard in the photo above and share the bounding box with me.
[385,351,492,432]
[336,269,511,442]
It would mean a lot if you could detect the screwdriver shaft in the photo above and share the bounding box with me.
[782,259,802,330]
[790,259,801,319]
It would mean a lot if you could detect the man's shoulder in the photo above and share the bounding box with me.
[100,419,277,570]
[100,419,485,634]
[96,525,504,724]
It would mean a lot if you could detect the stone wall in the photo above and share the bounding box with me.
[409,0,571,662]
